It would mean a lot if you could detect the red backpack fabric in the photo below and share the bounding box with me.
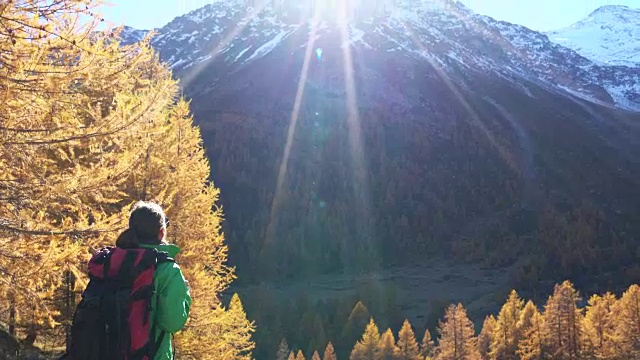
[62,247,173,360]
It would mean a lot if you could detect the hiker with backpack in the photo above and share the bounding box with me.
[63,201,192,360]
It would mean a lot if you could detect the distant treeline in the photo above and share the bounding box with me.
[273,281,640,360]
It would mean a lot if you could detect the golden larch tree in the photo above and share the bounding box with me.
[312,350,322,360]
[343,301,372,352]
[517,301,538,338]
[478,316,496,359]
[193,293,255,359]
[126,98,254,358]
[297,349,307,360]
[434,304,481,360]
[583,292,618,359]
[490,290,524,360]
[377,328,399,360]
[421,328,435,359]
[324,341,338,360]
[0,0,174,343]
[351,318,381,360]
[0,0,255,358]
[542,281,584,360]
[397,320,421,360]
[516,302,546,360]
[614,284,640,358]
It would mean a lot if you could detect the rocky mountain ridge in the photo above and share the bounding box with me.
[117,1,640,111]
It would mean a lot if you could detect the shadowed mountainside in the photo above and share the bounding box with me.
[110,2,640,359]
[111,0,640,288]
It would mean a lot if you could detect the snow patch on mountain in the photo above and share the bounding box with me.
[604,82,640,110]
[547,6,640,67]
[170,58,187,69]
[343,26,374,49]
[234,45,253,62]
[244,29,294,63]
[114,1,640,112]
[184,54,213,70]
[480,13,640,111]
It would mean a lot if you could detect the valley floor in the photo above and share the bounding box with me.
[229,256,524,327]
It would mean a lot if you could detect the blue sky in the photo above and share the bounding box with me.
[99,0,640,31]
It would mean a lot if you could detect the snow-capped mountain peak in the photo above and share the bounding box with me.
[115,1,640,112]
[117,25,151,43]
[589,5,638,19]
[547,5,640,67]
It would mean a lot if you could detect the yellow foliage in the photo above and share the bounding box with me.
[490,290,524,360]
[377,328,399,360]
[542,281,583,360]
[583,293,618,359]
[614,285,640,358]
[434,304,481,360]
[0,1,253,358]
[323,342,337,360]
[296,350,307,360]
[397,319,422,360]
[350,318,380,360]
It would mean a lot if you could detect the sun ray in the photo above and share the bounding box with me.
[399,18,513,166]
[265,13,320,245]
[337,1,376,264]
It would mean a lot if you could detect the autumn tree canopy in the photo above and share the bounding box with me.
[0,0,253,358]
[435,304,481,360]
[314,281,640,360]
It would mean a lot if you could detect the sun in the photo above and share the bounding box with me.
[267,0,367,23]
[296,0,361,22]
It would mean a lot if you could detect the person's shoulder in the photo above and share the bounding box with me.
[154,260,187,293]
[156,260,183,275]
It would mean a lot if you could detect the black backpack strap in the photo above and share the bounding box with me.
[131,248,174,274]
[150,330,167,358]
[118,250,140,280]
[156,250,175,265]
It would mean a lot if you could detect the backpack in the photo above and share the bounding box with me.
[62,246,174,360]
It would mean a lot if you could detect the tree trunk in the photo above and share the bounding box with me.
[453,309,458,359]
[23,303,38,346]
[9,291,16,337]
[65,270,76,346]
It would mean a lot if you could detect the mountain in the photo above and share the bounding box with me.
[547,5,640,68]
[113,2,640,358]
[117,1,640,112]
[116,0,640,288]
[118,25,151,43]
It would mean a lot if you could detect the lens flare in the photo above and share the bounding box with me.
[266,14,321,245]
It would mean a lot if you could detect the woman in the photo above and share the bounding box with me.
[63,201,191,360]
[115,201,192,360]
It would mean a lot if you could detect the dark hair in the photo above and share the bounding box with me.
[116,201,168,249]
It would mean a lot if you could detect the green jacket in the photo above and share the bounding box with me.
[140,243,192,360]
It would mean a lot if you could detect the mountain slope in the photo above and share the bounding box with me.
[547,5,640,67]
[117,1,640,287]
